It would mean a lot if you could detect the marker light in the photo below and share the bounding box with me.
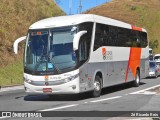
[132,26,142,31]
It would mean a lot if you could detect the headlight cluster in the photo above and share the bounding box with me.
[23,73,79,85]
[63,73,79,83]
[23,77,32,83]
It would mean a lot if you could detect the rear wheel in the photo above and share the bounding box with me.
[133,69,140,87]
[92,76,102,97]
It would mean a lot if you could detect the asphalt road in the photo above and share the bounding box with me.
[0,77,160,120]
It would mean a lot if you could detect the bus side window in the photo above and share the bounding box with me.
[94,33,103,50]
[78,22,93,64]
[94,23,105,51]
[79,36,87,62]
[140,32,147,47]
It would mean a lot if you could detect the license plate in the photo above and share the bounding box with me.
[43,88,52,93]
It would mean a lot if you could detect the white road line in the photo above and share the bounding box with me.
[90,96,122,103]
[129,84,160,95]
[39,104,79,111]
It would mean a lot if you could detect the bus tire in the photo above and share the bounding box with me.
[92,75,102,97]
[133,69,140,87]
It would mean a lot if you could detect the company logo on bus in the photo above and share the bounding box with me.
[102,48,113,60]
[45,82,49,86]
[102,48,107,60]
[45,76,48,81]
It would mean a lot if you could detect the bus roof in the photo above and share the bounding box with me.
[29,14,147,32]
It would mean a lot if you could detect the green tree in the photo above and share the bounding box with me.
[149,39,159,50]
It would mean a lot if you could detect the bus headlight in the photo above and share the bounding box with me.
[64,73,79,82]
[24,77,32,83]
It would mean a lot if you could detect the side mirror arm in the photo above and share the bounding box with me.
[73,31,87,51]
[13,36,26,54]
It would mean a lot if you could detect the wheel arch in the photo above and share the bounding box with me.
[94,70,103,88]
[136,66,140,77]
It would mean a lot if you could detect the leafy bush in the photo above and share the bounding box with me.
[149,39,159,52]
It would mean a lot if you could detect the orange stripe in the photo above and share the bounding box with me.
[132,26,142,31]
[125,48,142,81]
[125,49,131,81]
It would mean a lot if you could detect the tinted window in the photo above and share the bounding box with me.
[78,22,93,65]
[149,62,156,68]
[154,56,160,61]
[94,23,148,51]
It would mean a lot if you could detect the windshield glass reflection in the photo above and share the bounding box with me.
[24,28,77,75]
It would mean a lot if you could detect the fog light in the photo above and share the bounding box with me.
[71,85,76,89]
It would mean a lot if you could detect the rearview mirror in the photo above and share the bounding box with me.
[13,36,26,54]
[73,31,87,51]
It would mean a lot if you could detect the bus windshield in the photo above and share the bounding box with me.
[149,62,156,68]
[154,56,160,61]
[24,28,77,75]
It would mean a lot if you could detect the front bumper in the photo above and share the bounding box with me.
[149,71,156,77]
[24,79,80,95]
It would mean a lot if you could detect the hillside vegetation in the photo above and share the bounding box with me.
[0,0,65,66]
[85,0,160,53]
[0,0,65,86]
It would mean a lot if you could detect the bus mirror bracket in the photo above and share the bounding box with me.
[73,31,87,51]
[13,36,26,54]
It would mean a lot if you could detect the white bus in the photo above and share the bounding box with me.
[14,14,149,97]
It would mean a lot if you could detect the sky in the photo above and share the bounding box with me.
[54,0,111,15]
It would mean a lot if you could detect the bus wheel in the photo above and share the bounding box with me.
[133,70,140,87]
[92,76,102,97]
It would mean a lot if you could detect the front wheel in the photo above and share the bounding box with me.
[92,76,102,97]
[133,70,140,87]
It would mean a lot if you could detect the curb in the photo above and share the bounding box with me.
[0,84,23,88]
[0,85,24,92]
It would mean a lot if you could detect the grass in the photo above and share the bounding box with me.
[0,60,23,87]
[0,0,65,65]
[0,0,65,87]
